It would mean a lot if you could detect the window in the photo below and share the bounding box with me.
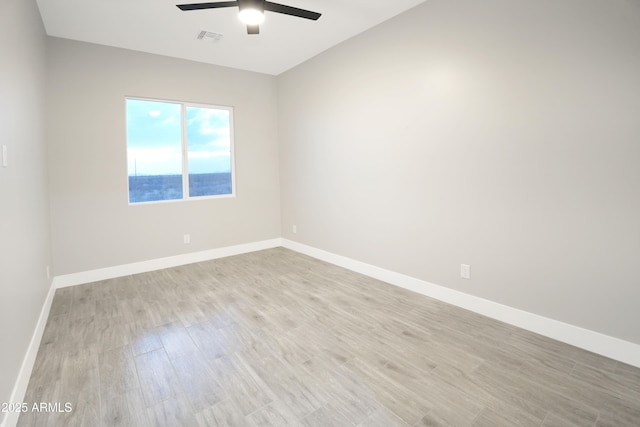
[126,97,234,204]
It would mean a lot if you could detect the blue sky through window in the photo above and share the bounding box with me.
[127,99,182,176]
[126,99,232,176]
[187,106,232,174]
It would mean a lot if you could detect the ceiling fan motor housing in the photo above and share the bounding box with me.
[239,0,265,13]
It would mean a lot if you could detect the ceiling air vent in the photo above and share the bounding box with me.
[196,30,224,43]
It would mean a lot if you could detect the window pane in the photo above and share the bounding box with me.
[186,106,233,197]
[127,99,183,203]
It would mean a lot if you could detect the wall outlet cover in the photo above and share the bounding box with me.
[461,264,471,279]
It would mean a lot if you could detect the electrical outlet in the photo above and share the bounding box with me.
[46,265,51,280]
[461,264,471,279]
[292,225,297,234]
[183,234,191,244]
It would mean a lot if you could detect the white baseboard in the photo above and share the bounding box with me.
[1,281,57,427]
[281,239,640,368]
[53,238,283,288]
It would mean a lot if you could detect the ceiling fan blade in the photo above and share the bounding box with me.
[177,1,238,11]
[247,24,260,34]
[263,1,321,20]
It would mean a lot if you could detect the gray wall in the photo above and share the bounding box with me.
[0,0,51,419]
[46,39,281,275]
[278,0,640,344]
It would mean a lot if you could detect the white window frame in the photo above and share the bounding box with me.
[125,96,236,205]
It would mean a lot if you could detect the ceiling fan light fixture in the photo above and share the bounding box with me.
[177,0,322,35]
[238,8,264,25]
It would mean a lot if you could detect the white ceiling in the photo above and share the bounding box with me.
[36,0,427,75]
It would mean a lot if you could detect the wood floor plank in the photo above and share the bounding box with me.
[475,360,599,426]
[102,387,150,427]
[300,405,352,426]
[245,400,302,427]
[300,357,380,425]
[170,351,225,412]
[207,354,275,416]
[146,396,199,427]
[472,407,543,427]
[98,344,140,404]
[128,321,164,356]
[194,399,246,427]
[242,353,325,420]
[155,322,201,361]
[342,358,432,425]
[356,408,411,427]
[134,348,183,407]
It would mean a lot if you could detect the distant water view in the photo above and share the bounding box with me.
[129,173,232,203]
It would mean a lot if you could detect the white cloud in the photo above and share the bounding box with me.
[160,115,177,126]
[189,149,230,159]
[128,146,182,175]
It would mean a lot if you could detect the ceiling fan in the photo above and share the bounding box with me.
[176,0,321,35]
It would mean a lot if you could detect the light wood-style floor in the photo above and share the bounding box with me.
[18,248,640,426]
